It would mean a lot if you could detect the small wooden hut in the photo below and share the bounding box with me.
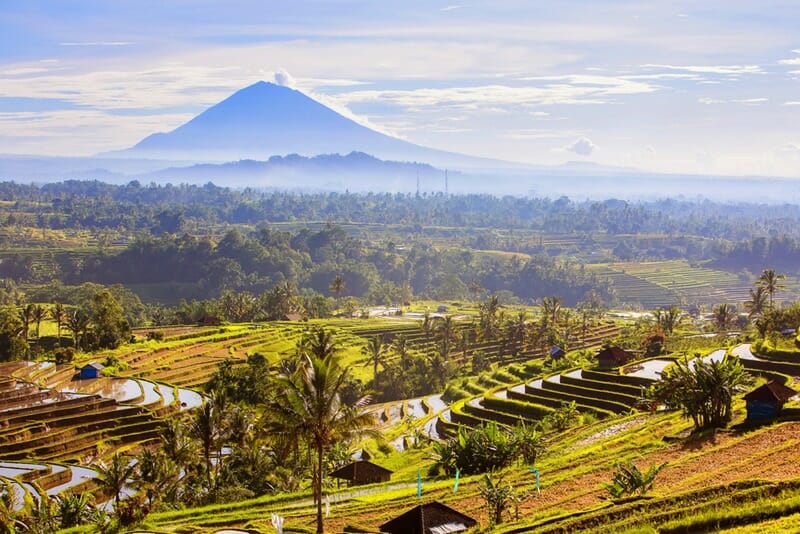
[596,346,634,369]
[380,501,477,534]
[743,381,797,421]
[80,362,104,379]
[329,460,392,486]
[549,346,565,360]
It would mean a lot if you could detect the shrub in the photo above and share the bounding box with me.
[147,330,165,341]
[603,461,667,499]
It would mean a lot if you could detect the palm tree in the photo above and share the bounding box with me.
[391,334,412,371]
[478,295,501,341]
[30,304,46,338]
[744,285,769,320]
[434,315,458,360]
[261,327,375,534]
[329,275,346,298]
[757,269,786,309]
[653,306,682,335]
[506,311,528,357]
[713,303,735,332]
[541,296,562,328]
[190,394,227,491]
[51,302,67,345]
[361,335,388,390]
[18,303,33,341]
[66,309,91,349]
[95,453,135,510]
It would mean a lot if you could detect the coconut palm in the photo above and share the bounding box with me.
[361,335,388,390]
[30,304,46,338]
[653,306,682,335]
[712,303,735,332]
[744,285,769,320]
[391,334,412,371]
[51,302,67,345]
[757,268,786,309]
[329,275,345,298]
[434,315,458,360]
[261,327,375,534]
[190,394,227,491]
[95,453,135,510]
[65,309,91,349]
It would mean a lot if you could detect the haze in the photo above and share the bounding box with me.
[2,1,800,179]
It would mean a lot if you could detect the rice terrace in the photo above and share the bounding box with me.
[5,2,800,533]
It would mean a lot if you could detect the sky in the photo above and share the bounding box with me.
[1,1,800,177]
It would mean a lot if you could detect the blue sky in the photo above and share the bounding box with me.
[2,1,800,176]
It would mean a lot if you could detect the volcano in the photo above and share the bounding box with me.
[124,81,464,165]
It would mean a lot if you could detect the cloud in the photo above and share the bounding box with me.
[779,58,800,65]
[567,137,596,156]
[440,5,462,12]
[59,41,132,47]
[783,101,800,106]
[643,64,762,75]
[273,69,296,88]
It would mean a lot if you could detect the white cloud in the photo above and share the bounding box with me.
[783,101,800,106]
[59,41,132,47]
[273,68,296,88]
[567,137,596,156]
[440,5,462,12]
[643,64,763,75]
[778,58,800,65]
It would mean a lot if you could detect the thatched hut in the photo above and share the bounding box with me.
[597,346,634,369]
[380,501,477,534]
[330,460,392,486]
[743,381,797,421]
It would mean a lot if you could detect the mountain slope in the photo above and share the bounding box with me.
[123,81,482,166]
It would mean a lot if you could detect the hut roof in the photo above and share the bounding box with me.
[329,460,392,481]
[380,501,477,534]
[744,381,797,403]
[82,362,105,370]
[550,346,565,356]
[597,346,634,364]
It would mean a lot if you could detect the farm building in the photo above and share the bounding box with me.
[80,362,104,379]
[330,460,392,486]
[743,381,797,421]
[597,346,635,369]
[380,501,477,534]
[550,346,565,360]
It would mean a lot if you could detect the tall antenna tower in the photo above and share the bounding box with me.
[416,169,420,196]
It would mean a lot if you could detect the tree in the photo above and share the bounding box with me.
[603,461,667,499]
[757,268,786,310]
[391,334,412,371]
[541,296,562,328]
[30,304,46,338]
[361,335,388,391]
[66,309,90,349]
[51,302,67,345]
[479,473,521,526]
[87,289,131,349]
[712,303,736,332]
[261,327,375,534]
[190,394,228,493]
[649,355,746,429]
[653,306,682,335]
[478,295,501,341]
[434,315,458,360]
[329,275,346,298]
[95,453,135,511]
[744,285,769,321]
[0,306,27,362]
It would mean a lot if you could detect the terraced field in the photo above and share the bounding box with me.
[589,260,776,308]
